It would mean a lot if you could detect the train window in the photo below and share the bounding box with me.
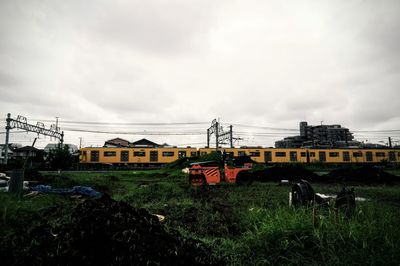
[250,151,260,157]
[90,151,99,162]
[329,152,339,157]
[238,151,246,156]
[83,151,87,156]
[121,151,129,162]
[366,152,373,162]
[376,152,386,157]
[191,151,197,157]
[310,152,315,157]
[178,151,186,158]
[275,152,286,157]
[300,152,306,157]
[264,151,272,162]
[353,152,363,157]
[343,152,350,162]
[162,151,175,157]
[133,151,146,157]
[104,151,116,157]
[200,152,208,156]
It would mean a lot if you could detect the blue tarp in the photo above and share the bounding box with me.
[31,185,102,198]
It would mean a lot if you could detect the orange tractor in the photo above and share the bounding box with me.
[188,156,254,186]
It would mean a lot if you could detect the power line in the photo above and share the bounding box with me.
[27,118,400,132]
[353,129,400,133]
[62,128,206,135]
[33,119,209,126]
[229,123,298,131]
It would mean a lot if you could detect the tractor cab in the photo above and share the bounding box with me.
[189,156,254,186]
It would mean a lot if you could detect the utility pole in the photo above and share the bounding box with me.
[4,113,11,165]
[215,121,219,151]
[388,137,392,148]
[207,129,210,148]
[207,119,234,150]
[229,125,233,148]
[79,137,82,149]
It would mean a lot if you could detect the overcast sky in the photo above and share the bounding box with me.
[1,0,399,148]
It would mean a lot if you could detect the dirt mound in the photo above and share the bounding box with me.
[321,166,399,184]
[2,196,221,266]
[253,165,319,182]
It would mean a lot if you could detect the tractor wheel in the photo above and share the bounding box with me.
[236,171,253,186]
[189,174,206,187]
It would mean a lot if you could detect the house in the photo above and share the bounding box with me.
[103,138,130,147]
[129,138,162,148]
[13,146,44,160]
[102,138,163,148]
[0,143,21,164]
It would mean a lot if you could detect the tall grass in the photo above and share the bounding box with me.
[2,170,400,265]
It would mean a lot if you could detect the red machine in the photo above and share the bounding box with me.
[188,159,253,186]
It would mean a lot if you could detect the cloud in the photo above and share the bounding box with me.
[0,0,399,148]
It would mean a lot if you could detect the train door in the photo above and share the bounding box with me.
[389,151,396,162]
[264,151,272,163]
[150,151,158,162]
[121,151,129,162]
[90,151,99,162]
[343,151,350,162]
[178,151,187,158]
[290,151,297,162]
[319,151,326,162]
[366,152,373,162]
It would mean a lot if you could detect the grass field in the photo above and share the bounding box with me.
[1,169,400,265]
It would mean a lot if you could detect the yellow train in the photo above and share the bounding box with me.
[80,146,400,166]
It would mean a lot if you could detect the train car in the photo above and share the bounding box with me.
[80,147,197,167]
[80,146,400,166]
[198,147,400,164]
[306,148,400,164]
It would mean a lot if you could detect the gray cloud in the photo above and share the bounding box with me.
[0,0,399,147]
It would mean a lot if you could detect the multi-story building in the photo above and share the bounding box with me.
[275,121,359,148]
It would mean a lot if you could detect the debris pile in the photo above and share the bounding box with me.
[253,165,319,182]
[2,196,221,265]
[253,165,399,184]
[321,166,399,184]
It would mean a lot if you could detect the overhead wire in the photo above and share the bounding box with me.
[4,117,400,148]
[33,119,209,126]
[62,128,206,135]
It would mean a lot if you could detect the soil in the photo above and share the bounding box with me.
[320,166,400,184]
[253,165,399,184]
[253,165,320,182]
[1,195,222,266]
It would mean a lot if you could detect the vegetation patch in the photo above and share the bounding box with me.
[1,168,400,265]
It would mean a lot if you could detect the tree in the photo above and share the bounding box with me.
[46,145,73,170]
